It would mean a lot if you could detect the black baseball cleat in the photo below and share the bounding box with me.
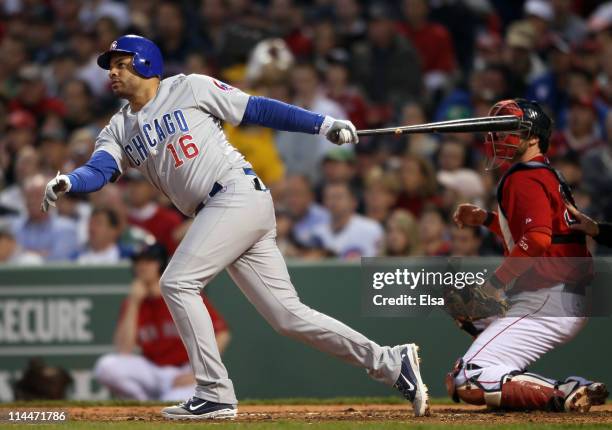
[394,344,430,417]
[161,396,237,420]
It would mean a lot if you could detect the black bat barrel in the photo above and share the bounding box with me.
[356,115,521,137]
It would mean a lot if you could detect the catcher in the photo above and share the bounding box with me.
[445,99,607,412]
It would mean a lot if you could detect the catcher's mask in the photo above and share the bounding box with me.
[485,99,552,169]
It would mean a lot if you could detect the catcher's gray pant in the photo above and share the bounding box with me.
[160,169,402,405]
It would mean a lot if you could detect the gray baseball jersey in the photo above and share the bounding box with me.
[95,74,252,216]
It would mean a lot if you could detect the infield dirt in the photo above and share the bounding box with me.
[62,403,612,425]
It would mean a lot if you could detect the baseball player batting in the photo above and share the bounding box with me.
[41,35,428,419]
[447,99,608,412]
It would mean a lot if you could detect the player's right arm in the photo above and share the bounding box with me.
[41,124,125,212]
[187,74,358,145]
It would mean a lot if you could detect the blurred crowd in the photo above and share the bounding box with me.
[1,0,612,265]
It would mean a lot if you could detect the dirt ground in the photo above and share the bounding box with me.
[61,403,612,424]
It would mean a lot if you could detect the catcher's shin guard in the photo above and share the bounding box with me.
[498,373,566,411]
[448,365,572,411]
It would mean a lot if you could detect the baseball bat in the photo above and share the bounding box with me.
[356,115,522,137]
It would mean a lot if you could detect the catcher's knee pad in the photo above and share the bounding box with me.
[445,358,488,406]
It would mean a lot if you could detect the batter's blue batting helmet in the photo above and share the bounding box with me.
[97,35,163,78]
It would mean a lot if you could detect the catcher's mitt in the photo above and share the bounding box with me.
[443,282,510,322]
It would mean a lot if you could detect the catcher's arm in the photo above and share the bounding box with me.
[452,203,503,237]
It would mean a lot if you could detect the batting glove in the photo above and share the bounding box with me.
[320,116,359,145]
[41,172,71,213]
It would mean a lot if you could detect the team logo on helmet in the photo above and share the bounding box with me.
[110,40,118,50]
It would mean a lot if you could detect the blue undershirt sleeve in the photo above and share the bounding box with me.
[67,150,119,193]
[240,96,325,134]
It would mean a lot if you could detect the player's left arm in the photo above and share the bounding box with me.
[187,74,357,145]
[488,175,553,290]
[42,125,123,212]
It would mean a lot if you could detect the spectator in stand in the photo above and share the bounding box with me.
[419,205,451,256]
[311,20,340,72]
[77,207,128,264]
[551,0,588,44]
[8,65,65,122]
[269,0,312,58]
[3,111,37,177]
[526,35,573,121]
[450,225,483,257]
[398,0,457,94]
[395,154,440,218]
[223,119,286,193]
[11,174,79,261]
[522,0,555,54]
[582,111,612,219]
[472,32,504,71]
[94,243,230,401]
[314,148,358,203]
[0,226,43,265]
[589,3,612,50]
[60,79,96,132]
[551,152,583,188]
[0,37,30,99]
[436,139,468,172]
[324,50,368,130]
[276,63,348,182]
[503,21,547,95]
[125,171,184,255]
[435,64,511,123]
[39,129,70,175]
[351,2,422,112]
[153,1,193,76]
[596,44,612,109]
[383,209,421,256]
[395,102,439,158]
[284,175,329,250]
[312,181,383,259]
[55,191,91,248]
[275,208,301,258]
[333,0,367,50]
[437,169,486,212]
[550,95,603,156]
[0,145,40,217]
[363,168,399,225]
[66,128,96,172]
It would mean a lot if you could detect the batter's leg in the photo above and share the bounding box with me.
[159,182,272,406]
[226,231,402,386]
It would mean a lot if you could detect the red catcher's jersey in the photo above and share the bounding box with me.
[119,294,228,366]
[496,156,592,292]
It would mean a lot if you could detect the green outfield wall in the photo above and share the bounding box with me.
[0,261,608,401]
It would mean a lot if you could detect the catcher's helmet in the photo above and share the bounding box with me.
[485,99,552,168]
[131,242,168,273]
[97,35,163,78]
